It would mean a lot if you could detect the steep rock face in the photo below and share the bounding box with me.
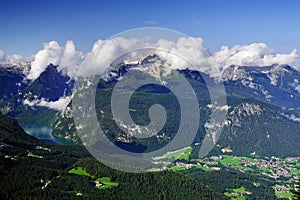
[20,63,73,102]
[51,106,79,143]
[230,103,263,119]
[222,65,300,109]
[0,62,30,103]
[225,103,264,136]
[222,65,248,81]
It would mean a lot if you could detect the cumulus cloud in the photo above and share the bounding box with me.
[78,37,149,77]
[6,54,25,63]
[0,50,25,63]
[59,40,85,78]
[213,43,298,70]
[23,96,71,111]
[27,40,84,80]
[156,37,213,74]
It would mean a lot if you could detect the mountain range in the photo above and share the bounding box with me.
[0,54,299,158]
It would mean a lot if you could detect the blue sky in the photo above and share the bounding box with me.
[1,0,300,56]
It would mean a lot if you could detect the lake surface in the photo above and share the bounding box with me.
[20,124,73,144]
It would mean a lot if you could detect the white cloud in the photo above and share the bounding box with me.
[78,37,149,77]
[26,41,61,80]
[59,40,84,78]
[212,43,298,70]
[0,50,25,63]
[295,86,300,94]
[157,37,214,74]
[23,99,35,107]
[6,54,25,63]
[282,113,300,123]
[27,40,84,80]
[23,96,71,111]
[291,79,300,94]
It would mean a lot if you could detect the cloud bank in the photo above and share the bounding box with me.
[2,36,299,80]
[77,37,298,79]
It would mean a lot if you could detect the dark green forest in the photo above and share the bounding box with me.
[0,113,285,199]
[0,113,227,199]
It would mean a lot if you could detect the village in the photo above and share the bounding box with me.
[167,153,300,199]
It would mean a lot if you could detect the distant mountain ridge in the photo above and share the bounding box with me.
[0,62,30,103]
[222,64,300,110]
